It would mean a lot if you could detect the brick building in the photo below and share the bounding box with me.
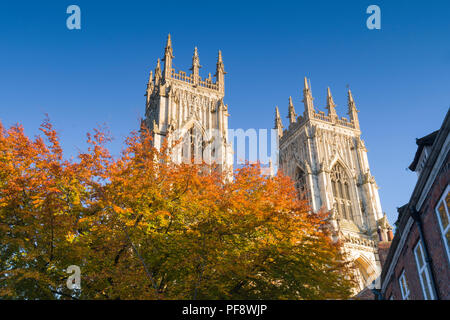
[380,109,450,300]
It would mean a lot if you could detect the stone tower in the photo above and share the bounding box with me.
[275,77,392,291]
[142,35,233,172]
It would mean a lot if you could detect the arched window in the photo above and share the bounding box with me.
[189,127,195,160]
[355,259,370,291]
[330,163,353,221]
[294,167,308,200]
[181,126,203,163]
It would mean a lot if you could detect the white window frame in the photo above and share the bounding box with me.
[435,184,450,263]
[398,270,410,300]
[414,240,436,300]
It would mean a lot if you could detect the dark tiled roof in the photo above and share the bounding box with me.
[408,130,439,171]
[394,204,408,228]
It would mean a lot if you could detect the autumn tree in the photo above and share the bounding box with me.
[0,119,92,299]
[0,120,355,299]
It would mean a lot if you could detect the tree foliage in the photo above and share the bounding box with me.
[0,119,355,299]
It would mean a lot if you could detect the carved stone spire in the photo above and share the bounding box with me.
[154,58,162,85]
[165,33,172,52]
[215,50,226,93]
[163,34,174,80]
[145,70,153,104]
[190,47,201,85]
[217,50,224,68]
[275,106,284,138]
[288,96,297,124]
[148,70,153,84]
[347,89,360,130]
[326,87,338,118]
[302,77,315,118]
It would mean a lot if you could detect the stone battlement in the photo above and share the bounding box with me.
[170,69,219,91]
[146,34,225,94]
[275,78,361,142]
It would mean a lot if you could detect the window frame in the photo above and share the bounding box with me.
[435,184,450,263]
[398,270,410,300]
[330,163,353,221]
[413,239,436,300]
[294,167,308,199]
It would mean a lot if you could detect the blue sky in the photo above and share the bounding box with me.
[0,0,449,225]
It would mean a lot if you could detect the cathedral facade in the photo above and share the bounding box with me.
[275,78,392,291]
[142,35,233,173]
[142,35,391,293]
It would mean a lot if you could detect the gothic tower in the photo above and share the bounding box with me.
[142,35,233,172]
[276,77,392,292]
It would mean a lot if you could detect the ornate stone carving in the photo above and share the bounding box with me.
[277,78,388,292]
[143,36,232,173]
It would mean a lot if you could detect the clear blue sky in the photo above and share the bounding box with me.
[1,0,449,225]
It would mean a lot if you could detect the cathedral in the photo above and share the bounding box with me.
[275,78,393,291]
[143,35,392,294]
[142,34,233,173]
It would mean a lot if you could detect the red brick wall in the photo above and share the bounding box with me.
[390,225,424,299]
[420,153,450,299]
[378,241,392,268]
[384,152,449,300]
[355,287,376,300]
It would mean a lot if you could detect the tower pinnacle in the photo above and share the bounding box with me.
[191,47,202,85]
[148,70,153,85]
[215,50,226,93]
[145,70,153,105]
[288,96,297,124]
[275,106,284,138]
[154,58,162,84]
[302,77,315,118]
[348,89,355,105]
[166,33,172,50]
[347,89,360,130]
[326,87,338,118]
[163,34,174,79]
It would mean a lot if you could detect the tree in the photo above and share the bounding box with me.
[0,120,355,299]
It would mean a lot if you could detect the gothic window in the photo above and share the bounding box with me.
[181,125,205,164]
[189,127,195,160]
[355,260,370,291]
[294,167,308,200]
[330,163,354,221]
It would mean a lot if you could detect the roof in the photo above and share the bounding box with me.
[393,204,408,228]
[408,130,439,171]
